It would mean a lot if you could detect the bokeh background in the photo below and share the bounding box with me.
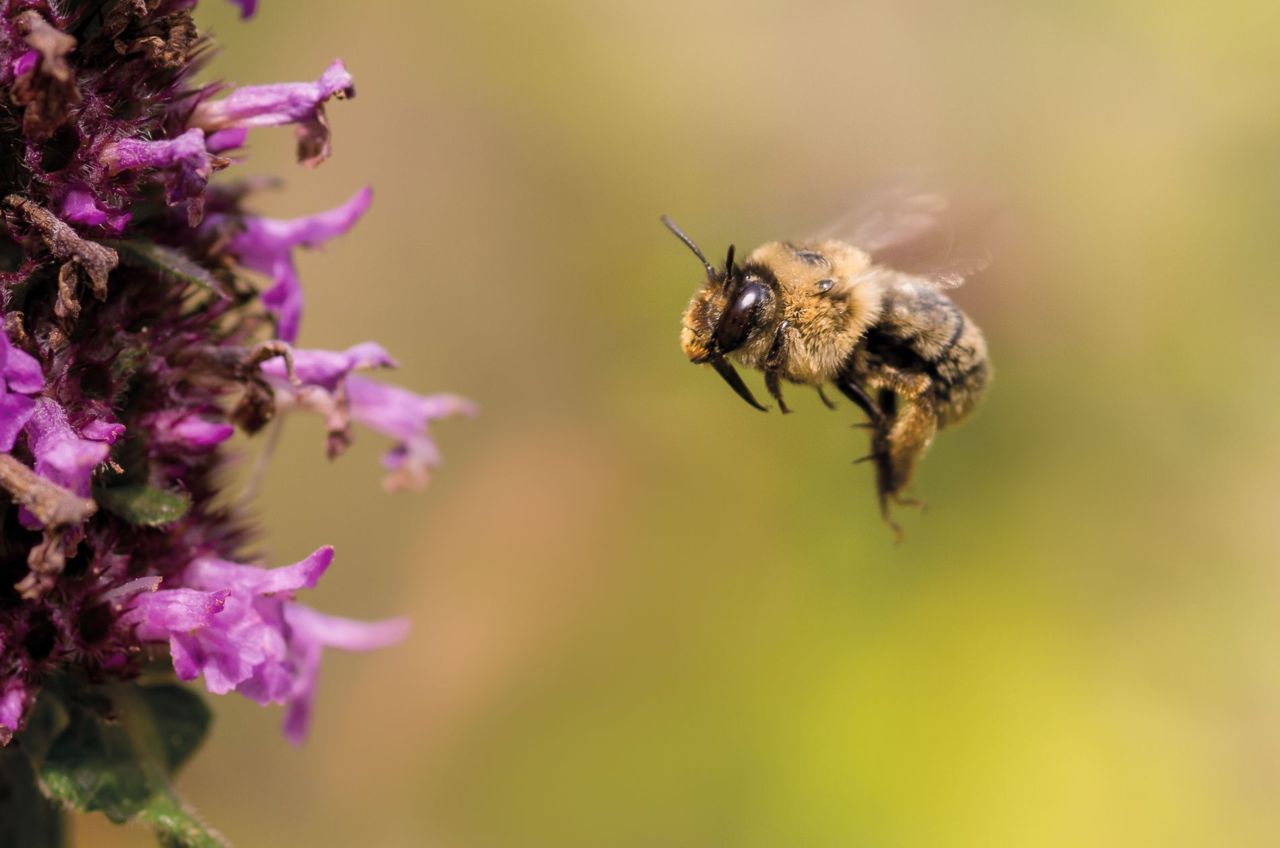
[84,0,1280,845]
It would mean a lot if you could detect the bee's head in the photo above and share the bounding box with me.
[664,215,772,412]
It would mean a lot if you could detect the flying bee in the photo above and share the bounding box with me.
[668,190,991,537]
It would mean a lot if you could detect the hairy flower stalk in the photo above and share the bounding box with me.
[0,0,470,841]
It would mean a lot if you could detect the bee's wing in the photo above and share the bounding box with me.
[900,251,992,291]
[816,182,1000,290]
[815,185,950,252]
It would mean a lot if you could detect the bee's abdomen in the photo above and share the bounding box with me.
[929,316,989,426]
[865,284,990,426]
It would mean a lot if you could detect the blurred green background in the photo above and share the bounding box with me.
[85,0,1280,845]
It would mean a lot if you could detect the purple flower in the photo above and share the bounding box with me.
[262,341,397,390]
[0,326,42,452]
[9,49,37,80]
[205,126,249,153]
[124,585,227,639]
[0,677,31,744]
[190,59,354,166]
[261,341,395,454]
[348,377,477,491]
[142,409,235,451]
[227,0,259,18]
[23,399,120,502]
[126,547,408,743]
[213,187,373,341]
[279,604,410,743]
[58,187,131,233]
[261,342,475,482]
[102,129,227,224]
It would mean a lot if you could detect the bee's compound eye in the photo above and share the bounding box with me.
[715,281,766,353]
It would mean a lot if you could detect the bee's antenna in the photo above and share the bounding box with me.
[724,244,736,277]
[661,214,717,281]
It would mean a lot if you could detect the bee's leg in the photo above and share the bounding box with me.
[765,320,792,371]
[894,494,928,514]
[764,321,793,414]
[835,376,882,427]
[816,386,838,410]
[764,370,791,414]
[878,492,923,542]
[880,498,905,544]
[874,365,931,402]
[874,454,909,543]
[870,398,937,541]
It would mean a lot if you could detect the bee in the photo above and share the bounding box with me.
[668,190,991,537]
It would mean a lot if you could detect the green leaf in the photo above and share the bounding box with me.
[94,485,191,527]
[0,745,67,848]
[39,704,153,822]
[133,684,211,773]
[16,678,224,846]
[14,680,71,766]
[100,239,227,297]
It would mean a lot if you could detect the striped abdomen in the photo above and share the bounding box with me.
[859,278,990,427]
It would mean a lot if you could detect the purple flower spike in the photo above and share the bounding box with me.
[102,129,227,224]
[0,0,469,800]
[190,59,354,166]
[218,187,372,341]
